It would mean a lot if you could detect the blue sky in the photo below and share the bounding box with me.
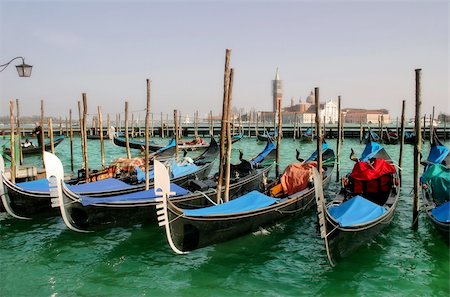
[0,0,448,120]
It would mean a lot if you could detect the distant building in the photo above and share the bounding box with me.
[342,108,390,123]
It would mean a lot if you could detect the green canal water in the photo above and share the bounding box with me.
[1,136,449,297]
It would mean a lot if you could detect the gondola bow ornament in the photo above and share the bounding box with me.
[154,160,187,255]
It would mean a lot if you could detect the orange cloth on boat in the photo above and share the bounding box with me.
[280,162,318,195]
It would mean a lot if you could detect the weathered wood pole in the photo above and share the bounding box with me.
[9,100,16,183]
[216,48,231,204]
[40,100,45,167]
[315,87,322,178]
[412,69,422,230]
[336,96,342,182]
[145,79,151,190]
[174,110,179,161]
[209,110,213,136]
[124,101,131,159]
[48,118,54,153]
[399,100,406,183]
[444,119,447,141]
[276,95,283,178]
[224,68,234,202]
[78,101,85,170]
[98,106,105,168]
[380,114,384,143]
[430,106,435,144]
[82,93,89,182]
[15,99,23,165]
[69,109,74,172]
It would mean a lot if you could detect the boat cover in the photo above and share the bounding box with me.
[360,141,383,162]
[427,144,449,165]
[280,162,317,195]
[350,158,396,181]
[328,195,387,227]
[431,201,450,223]
[251,141,275,166]
[67,178,134,193]
[17,178,50,192]
[79,183,189,206]
[170,162,199,178]
[16,177,134,194]
[421,164,450,205]
[183,190,280,216]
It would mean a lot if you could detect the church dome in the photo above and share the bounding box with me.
[306,91,314,104]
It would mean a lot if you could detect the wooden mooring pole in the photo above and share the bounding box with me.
[336,96,342,182]
[48,118,54,154]
[315,88,322,178]
[69,109,74,172]
[224,68,234,202]
[40,100,45,168]
[15,99,23,165]
[9,100,16,183]
[216,48,231,204]
[399,100,406,183]
[174,110,179,161]
[412,69,422,230]
[82,93,89,182]
[145,79,151,190]
[276,95,283,178]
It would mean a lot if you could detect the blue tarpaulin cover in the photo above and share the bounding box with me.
[67,178,134,193]
[251,141,275,166]
[328,195,387,227]
[17,178,49,192]
[183,190,280,217]
[421,164,450,205]
[17,177,134,194]
[360,141,383,162]
[427,145,449,165]
[79,183,190,206]
[171,162,199,178]
[431,201,450,223]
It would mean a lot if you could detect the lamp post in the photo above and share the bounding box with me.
[0,56,33,77]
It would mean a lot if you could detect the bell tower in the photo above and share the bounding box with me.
[272,68,283,112]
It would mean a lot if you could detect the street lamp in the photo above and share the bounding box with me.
[0,56,33,77]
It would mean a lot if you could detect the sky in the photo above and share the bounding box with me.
[0,0,448,121]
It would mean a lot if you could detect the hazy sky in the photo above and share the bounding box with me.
[0,0,448,120]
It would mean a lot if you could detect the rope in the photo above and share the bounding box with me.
[195,190,217,206]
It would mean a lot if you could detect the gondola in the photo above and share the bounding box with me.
[404,131,415,144]
[383,128,399,145]
[0,138,218,219]
[3,135,65,156]
[420,132,450,241]
[155,144,335,254]
[299,128,313,143]
[362,128,381,143]
[46,140,276,232]
[257,130,276,142]
[314,136,399,266]
[113,136,168,151]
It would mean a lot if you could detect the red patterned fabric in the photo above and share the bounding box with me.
[350,159,396,181]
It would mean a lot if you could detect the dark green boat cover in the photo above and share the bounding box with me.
[421,164,450,205]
